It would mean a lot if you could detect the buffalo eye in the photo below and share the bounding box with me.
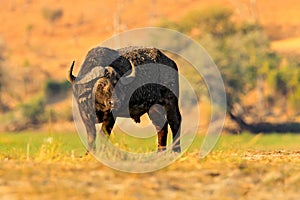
[108,100,114,106]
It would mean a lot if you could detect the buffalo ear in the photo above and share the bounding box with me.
[104,68,109,78]
[104,66,120,80]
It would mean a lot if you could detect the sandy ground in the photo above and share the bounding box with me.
[0,150,299,200]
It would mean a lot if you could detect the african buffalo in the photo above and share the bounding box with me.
[68,46,181,153]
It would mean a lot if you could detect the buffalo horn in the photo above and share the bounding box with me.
[67,61,76,84]
[76,66,106,84]
[120,60,136,85]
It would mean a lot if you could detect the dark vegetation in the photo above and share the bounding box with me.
[41,7,63,23]
[159,6,300,133]
[44,79,71,104]
[23,80,72,125]
[0,39,8,112]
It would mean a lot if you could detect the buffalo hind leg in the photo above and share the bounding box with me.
[166,103,182,153]
[148,104,168,151]
[157,123,168,151]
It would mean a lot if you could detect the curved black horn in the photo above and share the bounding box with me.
[75,66,106,84]
[120,60,136,85]
[67,60,76,84]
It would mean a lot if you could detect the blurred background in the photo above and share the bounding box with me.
[0,0,299,134]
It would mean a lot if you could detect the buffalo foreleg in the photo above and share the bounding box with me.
[101,112,115,137]
[82,113,97,155]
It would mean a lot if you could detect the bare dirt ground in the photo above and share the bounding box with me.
[1,150,299,200]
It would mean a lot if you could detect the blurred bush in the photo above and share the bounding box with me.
[159,6,300,123]
[20,95,46,124]
[41,7,63,23]
[44,79,71,103]
[0,37,8,112]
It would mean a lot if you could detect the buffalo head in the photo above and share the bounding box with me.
[68,59,136,111]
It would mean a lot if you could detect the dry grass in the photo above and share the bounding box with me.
[1,150,299,200]
[1,132,300,199]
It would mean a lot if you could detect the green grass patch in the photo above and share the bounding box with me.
[0,131,299,160]
[0,131,85,160]
[189,132,300,151]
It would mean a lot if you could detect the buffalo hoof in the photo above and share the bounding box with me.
[158,146,167,152]
[172,146,181,153]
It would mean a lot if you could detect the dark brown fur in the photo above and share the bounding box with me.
[69,46,181,153]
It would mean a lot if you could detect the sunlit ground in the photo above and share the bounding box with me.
[0,131,299,199]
